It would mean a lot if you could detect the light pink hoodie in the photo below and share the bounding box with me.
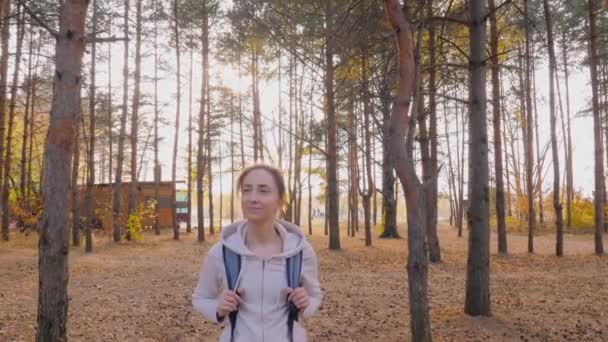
[192,220,322,342]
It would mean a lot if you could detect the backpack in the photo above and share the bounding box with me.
[222,245,303,342]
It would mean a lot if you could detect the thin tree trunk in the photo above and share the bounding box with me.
[113,0,130,242]
[107,18,113,185]
[230,92,235,222]
[561,30,573,228]
[2,3,24,237]
[489,0,507,254]
[465,0,491,317]
[425,0,440,261]
[532,54,544,225]
[348,90,358,237]
[524,0,536,253]
[325,0,340,250]
[360,41,373,246]
[542,0,564,256]
[36,1,89,339]
[153,0,160,235]
[385,1,432,339]
[0,0,10,241]
[187,33,193,234]
[71,109,81,247]
[197,0,209,243]
[20,23,33,202]
[84,0,98,252]
[588,0,604,255]
[128,0,142,237]
[171,0,181,240]
[207,56,214,235]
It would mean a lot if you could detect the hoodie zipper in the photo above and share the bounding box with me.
[261,259,265,342]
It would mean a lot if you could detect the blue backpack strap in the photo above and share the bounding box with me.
[222,246,241,342]
[286,250,303,342]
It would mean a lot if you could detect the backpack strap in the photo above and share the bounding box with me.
[286,250,304,342]
[222,246,241,342]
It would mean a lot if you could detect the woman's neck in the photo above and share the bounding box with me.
[246,219,279,246]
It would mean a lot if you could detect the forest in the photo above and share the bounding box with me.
[1,0,608,341]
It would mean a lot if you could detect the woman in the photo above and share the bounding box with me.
[192,164,322,342]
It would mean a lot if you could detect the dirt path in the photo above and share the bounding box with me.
[1,223,607,341]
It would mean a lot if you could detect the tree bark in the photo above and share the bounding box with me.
[561,31,573,228]
[464,0,491,317]
[113,0,130,242]
[84,0,98,253]
[425,0,440,262]
[542,0,564,256]
[489,0,507,254]
[171,0,181,240]
[197,0,209,243]
[524,0,536,253]
[2,2,24,237]
[325,0,340,250]
[153,0,160,235]
[588,0,604,255]
[385,1,432,340]
[128,0,142,227]
[36,1,89,339]
[0,0,10,241]
[187,34,194,234]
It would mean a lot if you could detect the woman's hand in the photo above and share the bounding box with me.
[286,287,309,311]
[216,288,244,320]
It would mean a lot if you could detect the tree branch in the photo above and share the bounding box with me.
[16,0,59,38]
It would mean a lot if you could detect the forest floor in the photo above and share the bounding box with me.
[1,222,608,342]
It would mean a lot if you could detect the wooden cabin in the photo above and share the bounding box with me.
[79,181,187,233]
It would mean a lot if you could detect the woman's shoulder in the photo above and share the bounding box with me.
[205,241,224,260]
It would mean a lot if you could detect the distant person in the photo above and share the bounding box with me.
[192,164,322,342]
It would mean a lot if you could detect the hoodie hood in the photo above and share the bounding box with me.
[220,219,305,259]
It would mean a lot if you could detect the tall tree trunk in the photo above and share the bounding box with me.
[113,0,130,242]
[380,79,398,239]
[36,1,89,339]
[542,0,564,256]
[187,34,193,234]
[588,0,604,255]
[489,0,507,254]
[465,0,491,317]
[561,31,573,228]
[532,56,544,225]
[207,56,214,235]
[425,0,440,262]
[107,19,113,185]
[84,0,98,253]
[0,0,10,241]
[171,0,181,240]
[2,3,24,237]
[385,1,432,339]
[197,0,208,243]
[500,77,512,217]
[360,41,373,246]
[325,0,340,250]
[524,0,536,253]
[71,109,81,247]
[129,0,142,228]
[348,90,358,237]
[308,84,313,236]
[230,92,235,222]
[153,0,160,235]
[20,23,34,202]
[238,48,245,168]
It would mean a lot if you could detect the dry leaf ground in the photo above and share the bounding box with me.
[1,223,607,341]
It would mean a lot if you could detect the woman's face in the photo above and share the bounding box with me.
[240,168,283,223]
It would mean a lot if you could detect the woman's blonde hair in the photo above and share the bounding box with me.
[236,164,287,202]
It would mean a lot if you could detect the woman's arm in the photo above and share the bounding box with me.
[192,244,223,323]
[300,241,322,318]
